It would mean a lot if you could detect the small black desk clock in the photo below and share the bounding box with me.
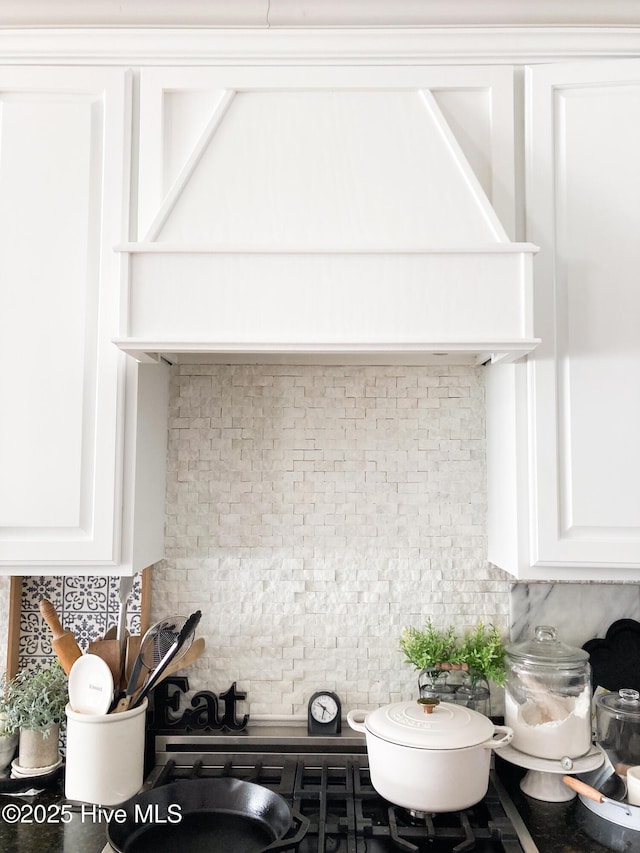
[307,690,342,735]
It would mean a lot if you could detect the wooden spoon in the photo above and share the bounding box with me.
[86,638,121,688]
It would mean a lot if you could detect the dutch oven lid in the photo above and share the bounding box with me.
[364,700,494,750]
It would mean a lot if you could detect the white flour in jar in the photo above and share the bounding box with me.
[505,685,591,759]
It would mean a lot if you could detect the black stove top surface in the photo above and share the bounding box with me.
[141,748,525,853]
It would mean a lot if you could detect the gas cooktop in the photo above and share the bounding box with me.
[101,726,533,853]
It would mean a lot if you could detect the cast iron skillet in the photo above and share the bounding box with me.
[107,777,309,853]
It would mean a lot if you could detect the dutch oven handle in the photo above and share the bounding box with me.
[346,709,368,733]
[482,724,513,749]
[262,812,310,851]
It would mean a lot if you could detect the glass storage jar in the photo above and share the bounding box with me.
[596,688,640,767]
[504,625,592,760]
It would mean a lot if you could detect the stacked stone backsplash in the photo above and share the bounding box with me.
[7,365,637,717]
[151,363,511,716]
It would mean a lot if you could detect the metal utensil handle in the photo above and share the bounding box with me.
[117,576,134,673]
[110,621,158,713]
[562,775,632,815]
[132,610,201,708]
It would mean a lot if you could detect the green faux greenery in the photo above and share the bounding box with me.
[457,623,507,686]
[1,661,68,736]
[399,620,457,671]
[399,619,507,685]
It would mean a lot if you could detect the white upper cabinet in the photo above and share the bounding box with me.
[115,65,537,364]
[0,66,169,574]
[488,59,640,579]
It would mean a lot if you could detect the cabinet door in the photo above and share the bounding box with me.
[526,59,640,573]
[0,67,131,567]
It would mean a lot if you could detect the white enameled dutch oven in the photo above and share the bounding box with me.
[347,700,513,813]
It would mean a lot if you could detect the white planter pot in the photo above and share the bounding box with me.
[0,733,18,773]
[18,724,60,770]
[347,701,512,813]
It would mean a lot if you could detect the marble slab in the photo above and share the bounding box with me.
[510,582,640,649]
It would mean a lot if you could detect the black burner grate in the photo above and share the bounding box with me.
[146,752,525,853]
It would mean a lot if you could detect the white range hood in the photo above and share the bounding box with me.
[114,83,538,365]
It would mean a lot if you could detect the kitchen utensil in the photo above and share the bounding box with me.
[574,743,624,798]
[106,777,308,853]
[124,634,142,689]
[132,636,205,700]
[131,610,202,709]
[38,598,82,675]
[68,653,114,715]
[347,701,512,813]
[111,613,198,713]
[562,775,631,815]
[86,638,122,688]
[110,619,179,713]
[116,575,134,678]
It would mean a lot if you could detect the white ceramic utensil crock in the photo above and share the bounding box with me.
[347,700,513,813]
[65,699,147,805]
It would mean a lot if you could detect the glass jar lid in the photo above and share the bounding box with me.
[596,689,640,720]
[505,625,589,668]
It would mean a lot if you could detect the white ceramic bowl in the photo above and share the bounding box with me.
[626,765,640,806]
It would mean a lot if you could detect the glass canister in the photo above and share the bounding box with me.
[504,626,592,760]
[596,689,640,766]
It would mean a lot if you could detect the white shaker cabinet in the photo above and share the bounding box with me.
[488,59,640,580]
[0,67,169,575]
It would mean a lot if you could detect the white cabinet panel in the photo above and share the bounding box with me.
[488,59,640,579]
[137,65,518,242]
[0,67,167,574]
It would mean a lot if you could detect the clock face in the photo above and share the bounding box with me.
[310,693,339,723]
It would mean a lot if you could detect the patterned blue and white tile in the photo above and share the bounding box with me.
[18,575,143,672]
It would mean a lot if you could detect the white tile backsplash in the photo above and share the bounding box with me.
[151,363,512,715]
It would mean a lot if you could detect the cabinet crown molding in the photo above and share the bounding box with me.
[3,0,640,29]
[2,26,640,65]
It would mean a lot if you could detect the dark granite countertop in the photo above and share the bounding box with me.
[495,756,629,853]
[1,758,634,853]
[0,790,109,853]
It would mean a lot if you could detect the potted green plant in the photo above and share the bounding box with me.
[2,661,68,770]
[0,708,18,774]
[456,622,507,688]
[399,619,458,699]
[400,619,507,711]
